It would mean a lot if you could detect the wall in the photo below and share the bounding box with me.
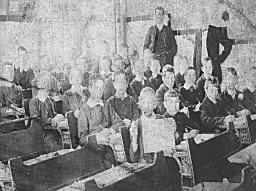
[0,0,256,87]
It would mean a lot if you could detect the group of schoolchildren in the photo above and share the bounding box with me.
[1,44,256,191]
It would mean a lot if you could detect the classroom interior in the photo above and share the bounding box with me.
[0,0,256,191]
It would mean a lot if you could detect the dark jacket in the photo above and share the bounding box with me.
[200,97,227,132]
[241,89,256,114]
[221,90,245,115]
[144,25,177,56]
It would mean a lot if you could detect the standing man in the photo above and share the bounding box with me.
[144,6,177,68]
[206,1,234,84]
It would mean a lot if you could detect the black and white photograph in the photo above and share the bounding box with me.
[0,0,255,190]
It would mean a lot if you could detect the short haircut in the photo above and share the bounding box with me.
[201,57,212,67]
[88,73,104,88]
[155,6,165,15]
[69,68,82,80]
[112,54,123,63]
[183,66,195,77]
[139,87,156,103]
[35,72,60,91]
[100,56,112,70]
[226,67,238,77]
[113,71,127,82]
[164,90,179,101]
[17,46,27,53]
[204,78,218,90]
[162,64,174,76]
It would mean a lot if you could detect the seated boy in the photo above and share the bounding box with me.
[106,71,140,161]
[173,55,189,90]
[129,87,181,191]
[180,67,201,124]
[106,71,140,123]
[14,46,35,90]
[241,67,256,118]
[0,62,23,118]
[78,74,115,168]
[197,57,218,102]
[128,59,146,102]
[99,56,116,101]
[62,68,88,148]
[143,49,153,79]
[200,79,234,132]
[145,59,162,91]
[156,65,177,114]
[163,91,200,144]
[221,67,250,116]
[29,72,63,152]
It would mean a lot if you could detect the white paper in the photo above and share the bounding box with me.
[141,118,176,154]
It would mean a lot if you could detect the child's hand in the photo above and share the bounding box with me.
[187,129,199,139]
[250,114,256,121]
[194,103,201,112]
[224,115,235,127]
[180,107,189,117]
[74,109,80,118]
[51,118,58,127]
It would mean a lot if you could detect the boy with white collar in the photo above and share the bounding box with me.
[128,59,147,102]
[29,72,63,152]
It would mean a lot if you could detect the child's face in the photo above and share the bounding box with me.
[139,94,157,114]
[89,79,104,99]
[185,69,196,84]
[206,84,219,100]
[163,72,175,89]
[134,61,145,77]
[202,61,213,76]
[164,97,180,115]
[37,89,49,101]
[226,73,238,89]
[144,51,153,68]
[119,47,128,58]
[100,59,111,75]
[246,73,256,91]
[70,71,82,86]
[112,60,124,72]
[113,74,128,94]
[151,60,161,75]
[2,65,14,81]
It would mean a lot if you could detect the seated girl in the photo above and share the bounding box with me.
[143,48,153,79]
[128,59,147,102]
[173,55,189,90]
[100,56,116,101]
[200,79,234,132]
[106,71,140,124]
[0,62,23,118]
[145,59,162,91]
[241,67,256,114]
[78,74,115,168]
[197,57,218,102]
[129,87,181,191]
[163,90,200,144]
[180,67,201,123]
[221,67,250,116]
[106,71,140,161]
[29,72,63,152]
[156,65,177,114]
[62,68,89,148]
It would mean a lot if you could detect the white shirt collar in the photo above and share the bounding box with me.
[184,83,196,90]
[87,98,104,107]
